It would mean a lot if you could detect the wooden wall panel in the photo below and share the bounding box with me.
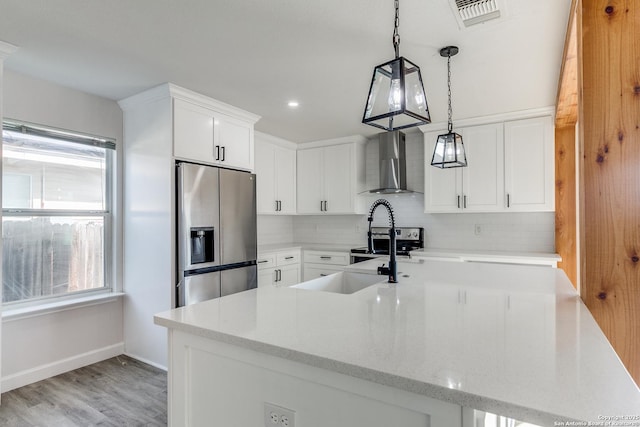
[555,125,578,287]
[580,0,640,384]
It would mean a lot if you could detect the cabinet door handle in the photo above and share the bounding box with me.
[275,269,281,282]
[320,256,332,260]
[320,201,324,211]
[463,195,467,209]
[507,193,510,208]
[220,146,226,161]
[324,201,328,211]
[278,200,282,211]
[275,200,279,212]
[215,145,220,161]
[457,195,461,209]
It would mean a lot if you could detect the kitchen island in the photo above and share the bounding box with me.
[154,260,640,426]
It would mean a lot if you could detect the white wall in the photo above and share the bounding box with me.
[1,69,125,390]
[291,132,555,253]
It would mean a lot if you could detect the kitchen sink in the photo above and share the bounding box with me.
[291,272,385,295]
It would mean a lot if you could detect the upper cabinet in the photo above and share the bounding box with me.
[255,132,296,214]
[424,123,504,212]
[297,138,366,214]
[504,116,554,211]
[172,89,259,171]
[424,113,554,213]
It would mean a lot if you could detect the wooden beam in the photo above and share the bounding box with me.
[580,0,640,384]
[556,0,579,127]
[555,125,578,287]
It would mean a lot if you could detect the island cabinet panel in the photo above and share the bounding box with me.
[255,134,296,214]
[168,330,463,427]
[296,140,366,214]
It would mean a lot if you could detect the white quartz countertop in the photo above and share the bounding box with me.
[258,242,356,254]
[154,260,640,425]
[410,248,561,263]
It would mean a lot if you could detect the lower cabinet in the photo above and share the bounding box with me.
[303,250,350,281]
[258,248,301,287]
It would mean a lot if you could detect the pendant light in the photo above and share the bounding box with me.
[362,0,431,131]
[431,46,467,169]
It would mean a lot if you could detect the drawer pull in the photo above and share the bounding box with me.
[320,274,327,277]
[258,260,269,264]
[320,256,332,260]
[285,256,294,260]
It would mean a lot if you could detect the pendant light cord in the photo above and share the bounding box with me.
[393,0,400,58]
[447,54,453,132]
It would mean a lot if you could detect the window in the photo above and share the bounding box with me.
[2,120,115,305]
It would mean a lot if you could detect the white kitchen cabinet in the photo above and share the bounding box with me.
[297,139,366,214]
[258,248,301,287]
[303,250,350,281]
[424,123,504,212]
[424,113,554,213]
[173,99,216,163]
[173,97,255,171]
[255,133,296,214]
[504,116,554,211]
[118,83,259,368]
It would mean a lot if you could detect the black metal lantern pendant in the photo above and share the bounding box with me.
[431,46,468,169]
[362,0,431,131]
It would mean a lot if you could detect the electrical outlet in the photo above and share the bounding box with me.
[474,224,482,236]
[264,403,296,427]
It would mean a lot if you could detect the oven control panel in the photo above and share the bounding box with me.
[369,227,423,241]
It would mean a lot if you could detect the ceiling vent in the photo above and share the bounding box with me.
[451,0,501,27]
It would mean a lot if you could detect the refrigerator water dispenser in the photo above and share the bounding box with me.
[190,227,215,264]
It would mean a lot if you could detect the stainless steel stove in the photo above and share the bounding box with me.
[350,227,424,264]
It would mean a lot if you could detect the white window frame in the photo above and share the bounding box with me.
[2,119,116,308]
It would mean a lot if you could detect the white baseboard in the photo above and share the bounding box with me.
[1,342,124,392]
[123,351,167,371]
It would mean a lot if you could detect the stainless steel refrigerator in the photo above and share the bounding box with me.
[176,161,257,307]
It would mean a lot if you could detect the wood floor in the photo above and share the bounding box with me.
[0,355,167,426]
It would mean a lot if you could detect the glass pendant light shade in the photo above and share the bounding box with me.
[431,45,467,169]
[431,130,467,168]
[363,57,431,131]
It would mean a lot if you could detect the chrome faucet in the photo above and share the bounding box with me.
[367,199,397,283]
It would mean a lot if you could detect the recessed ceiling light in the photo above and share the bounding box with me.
[287,101,299,108]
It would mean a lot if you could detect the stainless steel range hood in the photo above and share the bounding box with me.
[369,131,412,194]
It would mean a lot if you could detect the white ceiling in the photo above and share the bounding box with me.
[0,0,570,143]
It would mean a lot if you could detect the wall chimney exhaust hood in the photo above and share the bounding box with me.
[369,131,413,194]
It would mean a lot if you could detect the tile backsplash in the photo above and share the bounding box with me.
[290,193,555,252]
[259,193,555,253]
